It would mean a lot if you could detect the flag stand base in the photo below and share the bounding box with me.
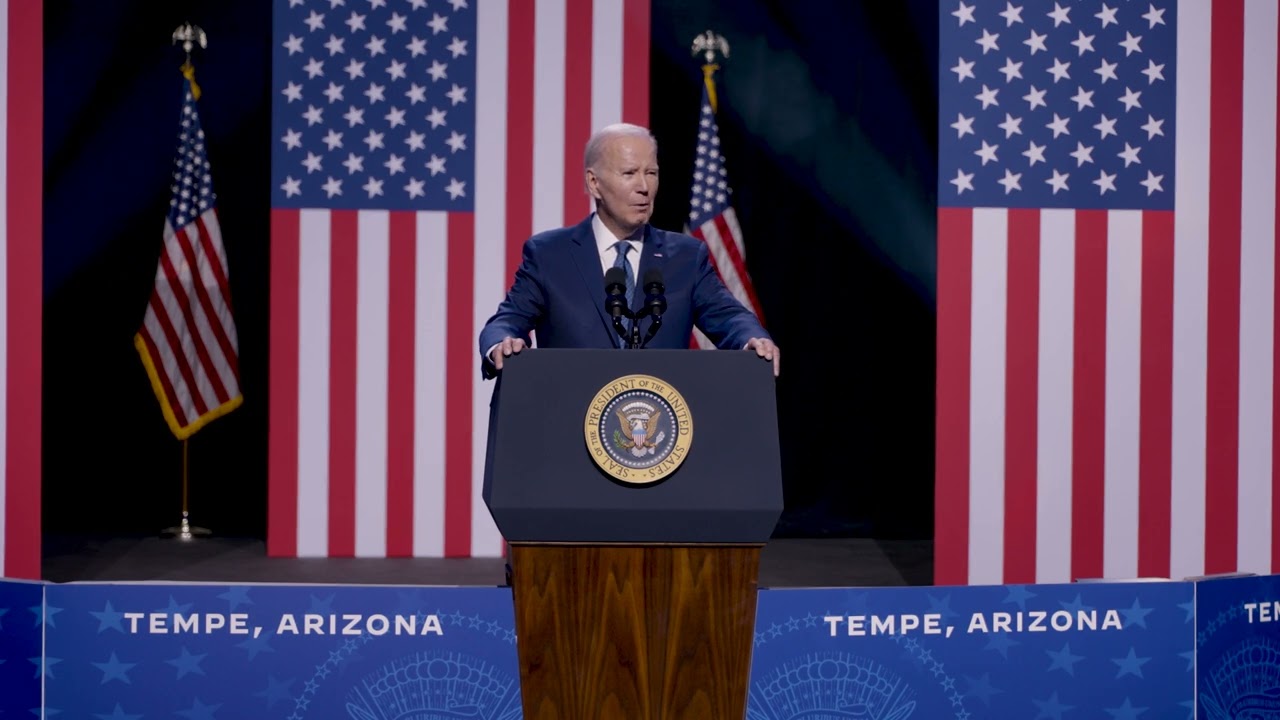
[159,439,210,541]
[161,512,212,542]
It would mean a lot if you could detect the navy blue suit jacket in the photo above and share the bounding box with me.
[478,215,769,378]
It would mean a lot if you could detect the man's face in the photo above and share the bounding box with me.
[587,135,659,237]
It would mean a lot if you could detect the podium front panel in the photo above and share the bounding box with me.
[482,349,783,544]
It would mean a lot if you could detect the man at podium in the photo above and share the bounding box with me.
[477,122,779,379]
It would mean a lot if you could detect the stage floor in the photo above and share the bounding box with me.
[40,535,933,587]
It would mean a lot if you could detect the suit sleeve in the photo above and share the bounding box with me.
[477,238,547,378]
[689,240,768,349]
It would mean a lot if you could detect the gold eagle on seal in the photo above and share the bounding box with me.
[615,406,663,454]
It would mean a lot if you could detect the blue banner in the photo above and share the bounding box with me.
[746,582,1195,719]
[42,582,523,719]
[21,574,1280,718]
[1195,574,1280,719]
[0,580,44,718]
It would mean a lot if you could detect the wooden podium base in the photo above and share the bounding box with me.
[509,543,763,720]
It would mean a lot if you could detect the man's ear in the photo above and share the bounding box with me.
[585,168,601,200]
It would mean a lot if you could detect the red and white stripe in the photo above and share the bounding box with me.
[936,0,1280,585]
[136,207,242,439]
[268,0,650,558]
[691,206,765,348]
[0,0,41,580]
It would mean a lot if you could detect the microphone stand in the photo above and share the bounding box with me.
[612,309,654,349]
[606,287,665,349]
[613,314,632,347]
[641,314,663,348]
[628,318,640,349]
[632,288,667,349]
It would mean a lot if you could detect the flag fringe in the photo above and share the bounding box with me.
[134,332,242,440]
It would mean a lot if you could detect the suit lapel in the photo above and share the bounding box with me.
[568,215,617,343]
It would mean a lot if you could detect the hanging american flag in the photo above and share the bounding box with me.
[0,0,42,580]
[936,0,1280,585]
[687,64,764,348]
[267,0,651,558]
[135,67,243,442]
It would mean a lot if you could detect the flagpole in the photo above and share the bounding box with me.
[161,437,212,540]
[159,21,213,543]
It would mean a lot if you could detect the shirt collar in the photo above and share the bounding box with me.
[592,212,644,257]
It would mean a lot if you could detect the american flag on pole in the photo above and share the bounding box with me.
[267,0,650,558]
[134,66,243,441]
[687,65,765,348]
[937,0,1280,585]
[0,0,42,580]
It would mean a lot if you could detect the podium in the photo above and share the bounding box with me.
[483,348,783,720]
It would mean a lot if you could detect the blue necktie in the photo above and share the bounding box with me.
[612,240,635,343]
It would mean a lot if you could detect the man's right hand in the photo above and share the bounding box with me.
[489,337,528,370]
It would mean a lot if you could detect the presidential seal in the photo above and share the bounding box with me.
[584,374,692,484]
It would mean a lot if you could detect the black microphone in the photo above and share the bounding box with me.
[603,267,632,346]
[641,268,666,318]
[639,267,666,348]
[603,267,629,318]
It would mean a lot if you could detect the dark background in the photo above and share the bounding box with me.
[42,1,937,543]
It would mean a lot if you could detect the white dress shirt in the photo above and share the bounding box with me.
[593,212,643,285]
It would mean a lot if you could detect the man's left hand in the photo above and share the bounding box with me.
[746,337,780,377]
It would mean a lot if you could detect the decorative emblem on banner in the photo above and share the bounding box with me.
[1201,636,1280,718]
[584,374,692,484]
[344,651,521,720]
[750,653,918,720]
